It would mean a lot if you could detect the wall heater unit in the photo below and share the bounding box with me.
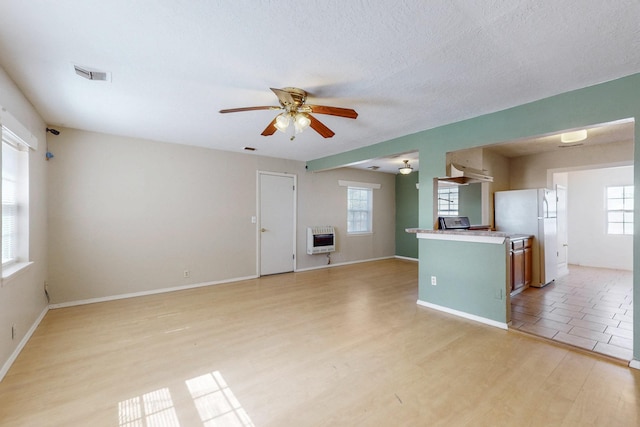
[307,226,336,255]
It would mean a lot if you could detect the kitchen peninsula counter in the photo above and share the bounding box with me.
[406,228,531,244]
[406,228,507,244]
[406,227,513,329]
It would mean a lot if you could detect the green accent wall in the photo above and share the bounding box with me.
[458,183,482,224]
[419,238,508,323]
[395,172,419,259]
[308,73,640,360]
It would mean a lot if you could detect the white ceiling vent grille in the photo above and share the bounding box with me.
[74,65,110,81]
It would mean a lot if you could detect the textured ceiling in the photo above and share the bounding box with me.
[0,1,639,164]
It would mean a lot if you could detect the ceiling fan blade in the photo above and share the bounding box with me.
[308,114,335,138]
[307,105,358,119]
[219,106,279,113]
[270,88,296,107]
[261,117,278,136]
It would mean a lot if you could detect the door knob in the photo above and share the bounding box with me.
[261,228,267,232]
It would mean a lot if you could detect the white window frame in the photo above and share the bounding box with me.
[437,185,459,217]
[606,185,633,235]
[347,186,373,234]
[1,125,32,281]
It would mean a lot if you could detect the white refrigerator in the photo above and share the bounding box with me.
[494,188,557,287]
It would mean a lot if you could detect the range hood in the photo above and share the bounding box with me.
[438,163,493,185]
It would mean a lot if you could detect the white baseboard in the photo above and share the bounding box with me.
[394,255,418,262]
[295,256,394,272]
[417,299,508,330]
[629,359,640,370]
[49,275,259,309]
[0,305,49,382]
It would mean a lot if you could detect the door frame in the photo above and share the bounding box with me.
[256,171,297,276]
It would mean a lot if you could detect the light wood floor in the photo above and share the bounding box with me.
[1,259,639,426]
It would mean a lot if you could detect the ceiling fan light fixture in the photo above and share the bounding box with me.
[560,129,587,143]
[274,113,290,132]
[399,160,413,175]
[294,113,311,133]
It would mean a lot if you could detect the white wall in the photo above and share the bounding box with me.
[0,67,49,377]
[566,166,633,270]
[508,140,633,189]
[47,128,396,304]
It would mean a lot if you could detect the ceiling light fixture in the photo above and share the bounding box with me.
[399,160,413,175]
[274,112,311,140]
[560,129,588,143]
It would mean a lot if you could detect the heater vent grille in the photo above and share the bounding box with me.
[74,65,109,81]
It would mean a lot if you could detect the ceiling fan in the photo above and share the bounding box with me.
[219,87,358,140]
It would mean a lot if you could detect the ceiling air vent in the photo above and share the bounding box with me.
[74,65,109,81]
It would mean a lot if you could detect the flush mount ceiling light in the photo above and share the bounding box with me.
[560,129,588,143]
[399,160,413,175]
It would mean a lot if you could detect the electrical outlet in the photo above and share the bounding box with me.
[183,270,190,278]
[431,276,437,286]
[11,324,15,340]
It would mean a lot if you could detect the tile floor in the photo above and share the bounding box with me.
[510,264,634,361]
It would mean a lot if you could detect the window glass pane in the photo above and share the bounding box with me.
[2,142,19,264]
[624,198,634,210]
[624,186,634,197]
[608,199,623,210]
[347,187,372,233]
[608,186,623,198]
[608,211,623,222]
[437,186,459,216]
[608,223,623,234]
[606,185,634,236]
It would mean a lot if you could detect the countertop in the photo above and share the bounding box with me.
[405,228,532,240]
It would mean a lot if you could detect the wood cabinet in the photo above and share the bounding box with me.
[510,236,533,293]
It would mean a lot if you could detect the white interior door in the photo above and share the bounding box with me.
[259,173,295,275]
[556,184,569,277]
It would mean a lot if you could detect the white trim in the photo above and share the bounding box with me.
[0,306,48,382]
[416,299,509,330]
[629,359,640,370]
[394,255,418,262]
[256,171,297,276]
[0,108,38,150]
[416,232,506,244]
[1,261,34,285]
[338,180,381,189]
[295,256,394,272]
[49,275,258,309]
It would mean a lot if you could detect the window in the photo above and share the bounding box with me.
[607,185,633,235]
[2,126,29,270]
[347,187,372,233]
[437,185,459,216]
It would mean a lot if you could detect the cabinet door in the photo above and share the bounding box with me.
[524,244,533,286]
[512,248,525,291]
[509,251,515,291]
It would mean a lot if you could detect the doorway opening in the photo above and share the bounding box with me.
[510,165,634,361]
